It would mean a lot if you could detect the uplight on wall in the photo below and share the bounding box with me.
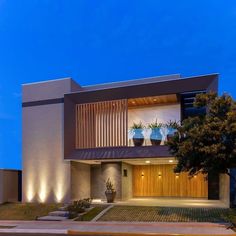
[27,182,34,202]
[145,160,150,164]
[141,172,144,178]
[169,160,173,163]
[175,173,180,179]
[158,172,162,178]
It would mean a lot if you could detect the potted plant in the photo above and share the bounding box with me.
[165,120,179,141]
[130,121,145,146]
[148,120,163,146]
[105,178,116,203]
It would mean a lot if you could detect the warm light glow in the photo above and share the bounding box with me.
[27,182,34,202]
[39,181,47,203]
[141,172,144,177]
[158,172,162,178]
[55,184,64,203]
[169,160,173,163]
[145,160,150,164]
[92,199,102,203]
[132,101,136,104]
[194,175,197,178]
[153,98,157,102]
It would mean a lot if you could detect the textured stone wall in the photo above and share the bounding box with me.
[122,163,133,200]
[71,162,91,200]
[101,162,122,200]
[91,165,102,199]
[219,174,230,207]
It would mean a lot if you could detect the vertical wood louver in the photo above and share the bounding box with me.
[76,99,128,148]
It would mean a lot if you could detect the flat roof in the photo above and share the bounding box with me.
[81,74,181,92]
[65,73,219,104]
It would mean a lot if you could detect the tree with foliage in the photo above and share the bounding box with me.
[168,92,236,178]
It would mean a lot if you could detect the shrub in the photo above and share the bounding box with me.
[67,198,92,219]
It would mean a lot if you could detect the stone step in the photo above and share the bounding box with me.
[37,216,68,221]
[49,211,69,217]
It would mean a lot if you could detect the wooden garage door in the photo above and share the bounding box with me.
[133,165,208,198]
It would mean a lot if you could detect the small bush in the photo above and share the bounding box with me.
[67,198,92,219]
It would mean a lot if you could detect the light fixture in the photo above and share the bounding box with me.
[169,160,173,163]
[145,160,150,164]
[141,172,144,177]
[194,175,197,178]
[158,172,162,178]
[153,98,157,102]
[132,101,136,104]
[175,173,180,179]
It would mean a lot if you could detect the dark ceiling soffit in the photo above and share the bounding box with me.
[64,74,218,104]
[22,98,64,107]
[64,146,172,161]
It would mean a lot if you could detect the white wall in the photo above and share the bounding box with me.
[22,104,71,203]
[22,79,77,203]
[128,104,181,144]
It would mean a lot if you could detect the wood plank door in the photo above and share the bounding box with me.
[133,164,208,198]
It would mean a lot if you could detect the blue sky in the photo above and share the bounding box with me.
[0,0,236,169]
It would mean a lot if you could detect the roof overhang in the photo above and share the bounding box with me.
[64,74,218,104]
[65,145,172,161]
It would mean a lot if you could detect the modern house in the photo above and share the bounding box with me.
[22,73,230,206]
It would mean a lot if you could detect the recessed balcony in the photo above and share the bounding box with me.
[74,94,180,150]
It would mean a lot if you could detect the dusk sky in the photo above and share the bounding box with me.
[0,0,236,169]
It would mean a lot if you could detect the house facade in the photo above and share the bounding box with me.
[22,73,230,206]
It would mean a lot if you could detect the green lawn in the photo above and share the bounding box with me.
[76,205,108,221]
[98,206,234,222]
[0,203,61,220]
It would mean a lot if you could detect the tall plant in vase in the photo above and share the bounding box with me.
[148,120,163,146]
[130,121,145,146]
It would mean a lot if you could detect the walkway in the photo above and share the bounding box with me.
[0,221,235,235]
[93,197,228,208]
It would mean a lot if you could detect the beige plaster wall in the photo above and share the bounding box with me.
[22,78,81,102]
[71,162,91,200]
[22,79,77,203]
[0,170,19,204]
[122,163,133,200]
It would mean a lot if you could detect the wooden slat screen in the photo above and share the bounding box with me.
[76,99,128,148]
[133,164,208,198]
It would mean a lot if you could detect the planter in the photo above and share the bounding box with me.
[105,190,116,203]
[150,128,162,146]
[132,129,144,146]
